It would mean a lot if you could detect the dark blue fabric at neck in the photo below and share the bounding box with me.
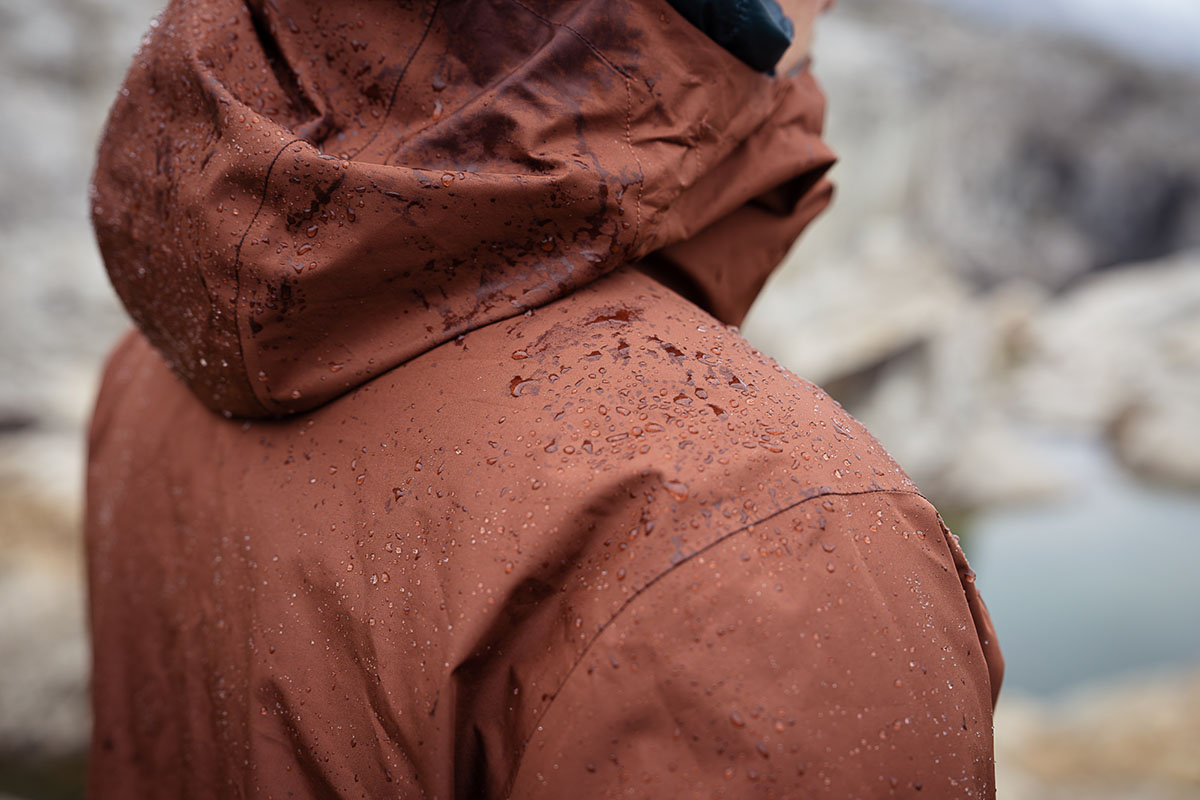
[665,0,795,73]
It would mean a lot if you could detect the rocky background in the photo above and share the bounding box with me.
[1,0,1197,797]
[751,0,1200,508]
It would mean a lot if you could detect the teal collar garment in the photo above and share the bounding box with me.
[665,0,795,73]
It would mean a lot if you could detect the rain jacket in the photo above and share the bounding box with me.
[86,0,1003,798]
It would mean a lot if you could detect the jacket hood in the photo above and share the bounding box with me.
[91,0,835,418]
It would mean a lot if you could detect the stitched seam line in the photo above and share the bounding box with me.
[231,0,439,413]
[624,74,644,243]
[345,0,441,159]
[231,136,304,414]
[506,0,633,79]
[507,486,928,794]
[505,0,645,244]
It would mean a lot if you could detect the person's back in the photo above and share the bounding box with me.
[86,0,1002,797]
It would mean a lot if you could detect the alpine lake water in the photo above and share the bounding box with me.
[956,432,1200,697]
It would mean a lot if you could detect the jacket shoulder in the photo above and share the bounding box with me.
[510,488,999,798]
[474,267,920,516]
[439,268,935,794]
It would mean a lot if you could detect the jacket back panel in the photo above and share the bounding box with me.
[86,269,1000,799]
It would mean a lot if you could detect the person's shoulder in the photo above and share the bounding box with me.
[474,266,920,528]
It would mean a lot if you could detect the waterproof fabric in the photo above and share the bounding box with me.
[87,0,1003,798]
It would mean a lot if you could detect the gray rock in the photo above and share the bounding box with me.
[995,668,1200,800]
[746,0,1200,504]
[1014,253,1200,488]
[808,0,1200,290]
[0,0,159,769]
[0,477,88,760]
[744,223,967,385]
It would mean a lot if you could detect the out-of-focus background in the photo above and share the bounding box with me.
[0,0,1197,797]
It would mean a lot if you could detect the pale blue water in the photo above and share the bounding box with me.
[965,434,1200,696]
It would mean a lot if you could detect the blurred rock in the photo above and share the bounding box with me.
[0,0,153,487]
[0,476,88,761]
[778,250,1200,506]
[1113,398,1200,490]
[0,225,125,434]
[995,669,1200,800]
[0,0,160,778]
[747,222,967,384]
[1015,253,1200,489]
[807,0,1200,291]
[845,279,1073,507]
[0,0,163,229]
[747,0,1200,506]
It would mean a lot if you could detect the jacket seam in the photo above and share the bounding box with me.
[229,136,305,416]
[504,0,645,242]
[506,485,928,795]
[344,0,441,160]
[232,0,440,415]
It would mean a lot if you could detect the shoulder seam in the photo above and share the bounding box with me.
[507,486,928,796]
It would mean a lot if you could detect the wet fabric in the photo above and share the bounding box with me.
[87,0,1003,797]
[665,0,795,72]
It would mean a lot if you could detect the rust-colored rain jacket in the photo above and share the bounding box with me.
[86,0,1003,797]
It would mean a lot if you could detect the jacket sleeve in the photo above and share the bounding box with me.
[508,490,1001,799]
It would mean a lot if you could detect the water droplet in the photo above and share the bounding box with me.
[587,308,636,325]
[510,376,537,397]
[662,478,689,501]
